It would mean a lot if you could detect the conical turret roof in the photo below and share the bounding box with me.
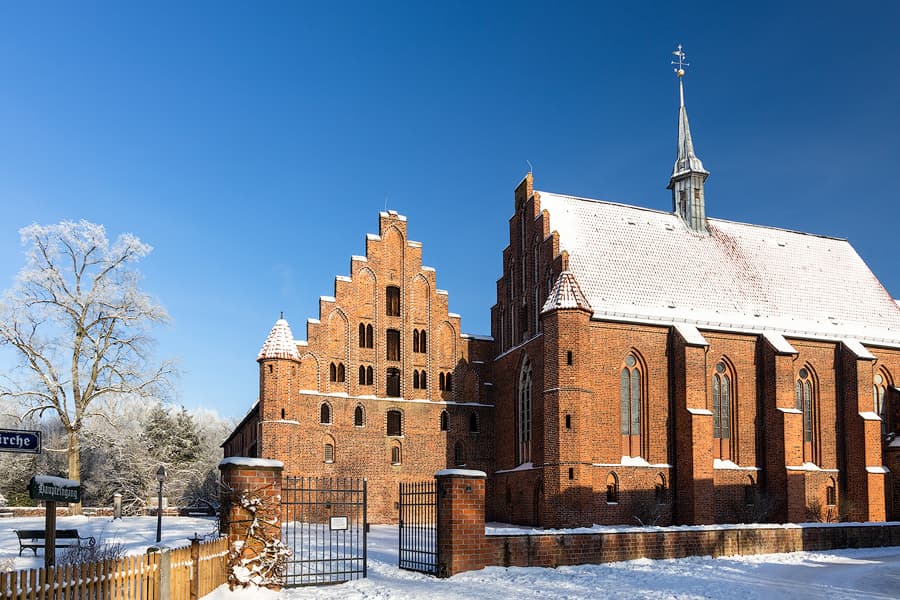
[257,318,300,361]
[542,270,592,314]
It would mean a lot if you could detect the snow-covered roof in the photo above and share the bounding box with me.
[538,191,900,346]
[542,270,592,314]
[257,319,299,361]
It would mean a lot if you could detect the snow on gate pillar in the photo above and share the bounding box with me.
[218,457,284,549]
[436,469,488,578]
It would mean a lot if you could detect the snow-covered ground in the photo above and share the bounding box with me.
[3,517,899,598]
[0,514,219,571]
[207,524,900,600]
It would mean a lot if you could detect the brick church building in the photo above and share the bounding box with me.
[223,68,900,527]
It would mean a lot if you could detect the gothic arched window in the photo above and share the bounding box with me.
[354,405,365,427]
[440,410,448,432]
[621,354,643,458]
[712,360,734,460]
[518,359,532,464]
[796,366,818,465]
[320,403,331,425]
[875,371,888,435]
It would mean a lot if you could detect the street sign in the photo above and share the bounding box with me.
[0,429,41,454]
[29,475,81,504]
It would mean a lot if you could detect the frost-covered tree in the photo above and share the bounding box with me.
[0,220,172,513]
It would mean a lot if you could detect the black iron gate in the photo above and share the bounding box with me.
[398,480,438,575]
[281,476,367,587]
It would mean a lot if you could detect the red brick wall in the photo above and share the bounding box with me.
[439,472,900,576]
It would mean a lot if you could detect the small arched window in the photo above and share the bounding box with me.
[336,363,345,383]
[420,371,427,389]
[281,408,285,420]
[439,372,445,391]
[359,323,366,348]
[419,330,427,353]
[320,403,331,425]
[387,329,400,361]
[359,365,366,385]
[826,477,837,506]
[655,473,667,504]
[413,329,420,353]
[469,412,479,433]
[366,324,373,348]
[606,472,619,504]
[354,405,365,427]
[440,410,448,432]
[366,366,373,386]
[454,441,466,466]
[744,476,757,505]
[387,409,402,436]
[413,370,420,389]
[391,442,401,465]
[446,373,453,392]
[329,362,337,382]
[324,442,334,463]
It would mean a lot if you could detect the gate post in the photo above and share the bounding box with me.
[218,457,285,588]
[435,469,487,577]
[218,458,284,539]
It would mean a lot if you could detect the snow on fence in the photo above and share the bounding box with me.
[0,536,228,600]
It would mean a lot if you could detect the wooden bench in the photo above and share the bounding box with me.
[14,529,96,556]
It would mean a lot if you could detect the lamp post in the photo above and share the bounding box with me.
[155,465,167,543]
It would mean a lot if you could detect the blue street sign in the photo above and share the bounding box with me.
[0,429,41,454]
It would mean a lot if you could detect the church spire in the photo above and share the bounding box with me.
[667,44,709,233]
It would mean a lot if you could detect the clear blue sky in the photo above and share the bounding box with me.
[1,2,898,420]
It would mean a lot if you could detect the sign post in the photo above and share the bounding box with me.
[28,475,81,569]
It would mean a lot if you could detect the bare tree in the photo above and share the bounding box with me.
[0,220,172,513]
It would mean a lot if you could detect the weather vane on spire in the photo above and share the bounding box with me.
[671,44,689,77]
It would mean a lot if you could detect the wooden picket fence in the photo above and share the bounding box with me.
[0,537,229,600]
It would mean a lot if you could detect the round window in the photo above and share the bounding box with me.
[716,362,726,374]
[625,355,636,367]
[799,368,808,379]
[875,374,883,385]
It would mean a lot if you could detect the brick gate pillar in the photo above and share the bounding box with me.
[218,457,284,542]
[435,469,487,577]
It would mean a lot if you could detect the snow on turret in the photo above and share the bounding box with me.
[257,317,300,361]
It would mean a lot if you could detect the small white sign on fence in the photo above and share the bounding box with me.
[329,516,348,531]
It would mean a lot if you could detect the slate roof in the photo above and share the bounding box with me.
[537,191,900,346]
[258,318,300,361]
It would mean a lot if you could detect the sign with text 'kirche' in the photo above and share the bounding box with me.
[0,429,41,454]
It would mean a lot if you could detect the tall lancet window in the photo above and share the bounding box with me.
[712,361,734,461]
[518,359,532,464]
[795,367,819,465]
[874,372,888,435]
[621,354,643,458]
